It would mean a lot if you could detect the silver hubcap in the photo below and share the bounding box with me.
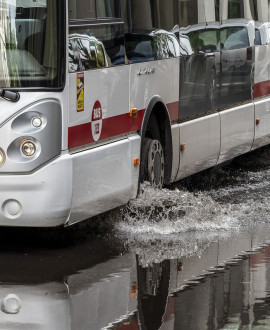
[148,140,164,189]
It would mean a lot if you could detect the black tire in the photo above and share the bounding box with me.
[140,138,165,189]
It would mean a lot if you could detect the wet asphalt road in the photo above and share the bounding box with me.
[2,146,270,329]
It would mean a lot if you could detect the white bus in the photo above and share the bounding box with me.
[0,0,269,227]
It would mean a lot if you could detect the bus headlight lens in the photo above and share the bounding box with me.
[21,141,36,157]
[0,148,6,167]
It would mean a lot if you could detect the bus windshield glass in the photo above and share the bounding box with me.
[0,0,62,89]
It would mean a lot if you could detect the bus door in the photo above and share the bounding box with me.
[218,17,255,164]
[67,1,132,223]
[176,0,221,180]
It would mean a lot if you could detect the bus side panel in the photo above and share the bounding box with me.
[176,113,220,181]
[69,65,129,129]
[218,104,254,164]
[253,98,270,150]
[171,124,180,182]
[129,58,180,121]
[68,136,140,225]
[254,45,269,86]
[130,58,180,184]
[252,44,270,150]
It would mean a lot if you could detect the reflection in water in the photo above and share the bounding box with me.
[3,149,270,328]
[1,226,270,329]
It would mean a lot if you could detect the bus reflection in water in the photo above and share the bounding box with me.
[1,231,270,329]
[1,0,270,227]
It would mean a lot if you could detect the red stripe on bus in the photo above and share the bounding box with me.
[68,109,145,149]
[68,101,179,149]
[254,81,270,99]
[167,101,179,121]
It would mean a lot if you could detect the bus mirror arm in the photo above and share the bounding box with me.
[0,89,20,103]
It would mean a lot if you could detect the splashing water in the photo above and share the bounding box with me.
[116,183,239,236]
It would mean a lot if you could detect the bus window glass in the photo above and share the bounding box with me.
[255,28,262,46]
[97,0,120,18]
[69,24,125,72]
[221,27,250,50]
[179,0,199,28]
[0,0,62,88]
[179,1,220,120]
[125,31,179,63]
[180,36,193,56]
[228,0,245,19]
[69,0,120,19]
[69,0,96,20]
[188,29,219,53]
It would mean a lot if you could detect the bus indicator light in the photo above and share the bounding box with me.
[181,143,186,151]
[256,118,261,125]
[130,108,138,118]
[133,158,140,166]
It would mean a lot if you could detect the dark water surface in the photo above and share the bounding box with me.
[2,147,270,329]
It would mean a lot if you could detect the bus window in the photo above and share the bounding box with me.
[221,26,250,50]
[97,0,121,18]
[255,28,262,46]
[69,0,120,20]
[69,24,125,72]
[188,29,219,53]
[0,0,63,89]
[228,0,245,19]
[69,0,96,19]
[125,31,179,63]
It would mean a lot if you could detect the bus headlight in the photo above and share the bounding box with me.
[21,141,36,157]
[0,148,6,167]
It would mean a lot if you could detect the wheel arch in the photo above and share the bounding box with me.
[140,96,173,185]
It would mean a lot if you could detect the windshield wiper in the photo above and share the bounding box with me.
[0,89,20,102]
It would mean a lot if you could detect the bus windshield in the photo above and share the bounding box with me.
[0,0,62,89]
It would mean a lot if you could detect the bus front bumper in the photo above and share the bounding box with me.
[0,153,72,227]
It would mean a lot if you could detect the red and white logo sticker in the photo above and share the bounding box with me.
[91,101,103,141]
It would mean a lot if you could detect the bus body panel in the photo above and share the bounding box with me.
[254,45,269,85]
[252,98,270,150]
[218,103,254,164]
[176,113,220,180]
[68,65,129,128]
[68,135,140,225]
[3,0,270,227]
[129,58,180,122]
[252,43,270,150]
[171,124,180,182]
[0,154,72,227]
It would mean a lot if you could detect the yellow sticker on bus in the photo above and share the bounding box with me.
[77,73,84,112]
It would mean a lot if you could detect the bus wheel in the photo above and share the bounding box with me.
[141,138,164,189]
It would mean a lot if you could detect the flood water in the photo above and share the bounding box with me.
[2,147,270,329]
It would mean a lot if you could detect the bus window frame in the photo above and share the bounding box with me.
[69,18,124,28]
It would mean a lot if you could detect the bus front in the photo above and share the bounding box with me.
[0,0,71,226]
